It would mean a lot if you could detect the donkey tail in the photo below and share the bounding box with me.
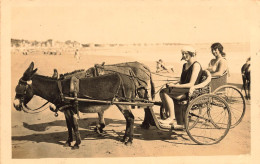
[150,73,155,100]
[141,63,155,100]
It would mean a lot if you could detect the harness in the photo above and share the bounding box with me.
[56,77,80,118]
[56,73,131,118]
[15,78,49,114]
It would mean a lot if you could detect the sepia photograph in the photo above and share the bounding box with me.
[1,0,260,163]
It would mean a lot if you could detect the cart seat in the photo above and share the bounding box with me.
[175,70,211,104]
[188,70,211,101]
[210,71,228,92]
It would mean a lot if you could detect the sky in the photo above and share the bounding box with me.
[10,0,258,44]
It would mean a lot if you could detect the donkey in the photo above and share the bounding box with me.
[13,62,146,149]
[85,61,156,129]
[51,61,157,131]
[241,57,251,100]
[55,68,108,133]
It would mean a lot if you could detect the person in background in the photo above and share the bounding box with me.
[207,43,228,77]
[159,46,203,130]
[74,49,80,63]
[241,57,251,99]
[52,69,59,79]
[156,59,174,73]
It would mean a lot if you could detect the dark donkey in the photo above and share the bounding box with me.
[86,61,156,129]
[13,62,142,149]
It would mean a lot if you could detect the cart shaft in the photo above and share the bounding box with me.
[64,97,161,107]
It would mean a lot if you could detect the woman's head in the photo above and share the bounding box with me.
[211,42,226,57]
[181,46,196,61]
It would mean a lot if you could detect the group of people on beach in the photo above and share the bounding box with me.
[158,42,229,129]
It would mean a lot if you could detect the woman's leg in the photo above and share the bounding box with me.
[172,99,187,130]
[173,99,187,125]
[159,88,175,123]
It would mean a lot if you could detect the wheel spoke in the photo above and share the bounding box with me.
[213,85,246,128]
[186,94,231,145]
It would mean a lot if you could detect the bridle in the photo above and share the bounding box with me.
[15,78,32,104]
[15,78,49,114]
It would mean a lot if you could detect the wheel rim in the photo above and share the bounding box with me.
[185,94,231,145]
[213,85,246,128]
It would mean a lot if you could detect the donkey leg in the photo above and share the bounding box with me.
[139,89,156,129]
[64,116,73,147]
[94,111,106,134]
[64,110,73,147]
[117,105,134,146]
[69,110,81,150]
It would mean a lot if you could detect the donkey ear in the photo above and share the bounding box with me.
[25,62,34,74]
[26,62,34,72]
[32,68,38,74]
[29,62,34,70]
[101,62,105,66]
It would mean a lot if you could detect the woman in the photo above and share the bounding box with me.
[159,46,203,129]
[207,43,228,77]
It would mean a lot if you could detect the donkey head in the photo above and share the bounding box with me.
[13,62,38,111]
[85,62,105,77]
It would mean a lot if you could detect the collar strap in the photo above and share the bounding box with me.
[57,80,64,102]
[19,78,28,84]
[19,78,32,85]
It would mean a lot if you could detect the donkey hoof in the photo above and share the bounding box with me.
[99,128,104,133]
[94,126,103,134]
[124,141,133,146]
[121,136,129,143]
[71,145,79,150]
[140,123,150,129]
[63,142,71,147]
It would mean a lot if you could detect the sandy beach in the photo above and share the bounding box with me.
[10,43,251,158]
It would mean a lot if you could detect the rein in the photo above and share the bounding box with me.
[22,102,50,114]
[24,101,49,111]
[151,72,179,79]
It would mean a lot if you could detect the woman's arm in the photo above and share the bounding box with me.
[211,59,227,77]
[169,62,201,88]
[207,59,214,72]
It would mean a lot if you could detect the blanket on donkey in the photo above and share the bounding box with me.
[61,73,136,101]
[93,61,151,88]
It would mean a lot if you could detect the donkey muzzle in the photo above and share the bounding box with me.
[13,99,22,111]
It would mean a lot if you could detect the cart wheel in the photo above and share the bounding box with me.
[160,105,169,120]
[185,94,231,145]
[213,85,246,128]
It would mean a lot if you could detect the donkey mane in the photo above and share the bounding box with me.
[63,69,85,76]
[104,61,138,67]
[34,74,57,80]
